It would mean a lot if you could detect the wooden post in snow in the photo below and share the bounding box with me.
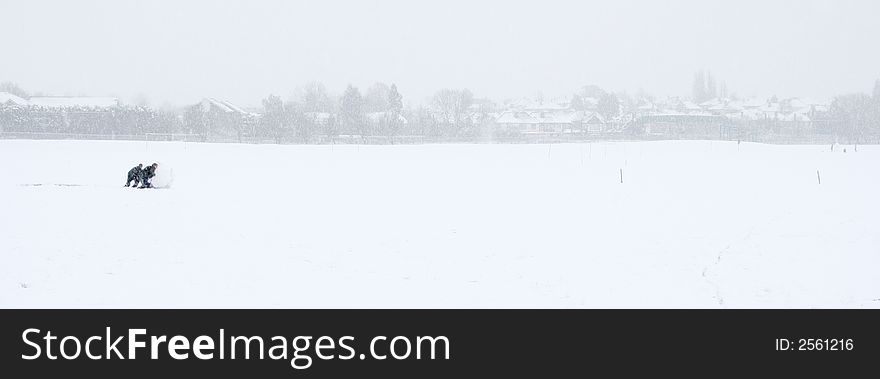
[817,170,821,185]
[620,168,624,184]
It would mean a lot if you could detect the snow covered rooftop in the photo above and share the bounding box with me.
[28,96,120,108]
[0,92,28,105]
[511,98,571,111]
[495,110,585,124]
[200,98,258,116]
[681,101,702,110]
[699,98,728,108]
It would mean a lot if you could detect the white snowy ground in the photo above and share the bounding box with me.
[0,139,877,308]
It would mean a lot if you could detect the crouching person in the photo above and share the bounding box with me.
[140,163,158,188]
[125,163,143,187]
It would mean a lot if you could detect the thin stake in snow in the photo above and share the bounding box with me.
[817,170,821,185]
[620,168,624,184]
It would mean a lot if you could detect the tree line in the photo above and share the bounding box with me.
[254,83,496,143]
[2,79,880,143]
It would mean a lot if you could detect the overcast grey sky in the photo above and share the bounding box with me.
[2,0,879,107]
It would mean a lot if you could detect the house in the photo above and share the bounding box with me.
[0,92,28,106]
[581,111,607,133]
[197,98,257,116]
[187,98,259,140]
[494,109,585,134]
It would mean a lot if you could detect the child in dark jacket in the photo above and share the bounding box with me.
[139,163,158,188]
[125,164,143,187]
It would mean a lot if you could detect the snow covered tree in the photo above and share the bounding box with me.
[872,80,880,137]
[386,84,404,136]
[298,81,332,113]
[340,84,365,135]
[692,70,721,103]
[692,71,707,103]
[183,106,209,141]
[364,83,391,113]
[873,79,880,101]
[830,93,873,143]
[0,81,29,99]
[570,95,585,111]
[578,85,615,115]
[616,92,637,114]
[388,84,403,114]
[410,106,437,136]
[706,72,717,100]
[597,92,620,120]
[432,89,473,137]
[579,85,606,100]
[261,94,288,143]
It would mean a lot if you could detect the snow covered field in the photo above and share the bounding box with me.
[0,139,877,308]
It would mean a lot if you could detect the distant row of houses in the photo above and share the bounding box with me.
[641,96,829,122]
[634,97,832,138]
[490,95,832,138]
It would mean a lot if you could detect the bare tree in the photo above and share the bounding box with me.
[431,89,473,137]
